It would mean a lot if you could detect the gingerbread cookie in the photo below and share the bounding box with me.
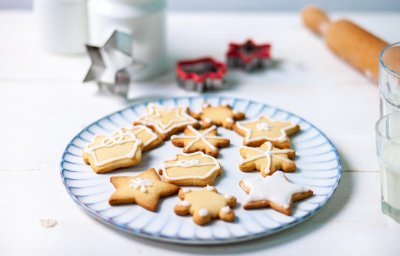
[239,142,296,177]
[83,128,143,174]
[171,125,230,157]
[134,103,199,140]
[234,116,300,148]
[174,186,237,225]
[125,125,162,151]
[240,171,313,215]
[109,168,179,212]
[160,152,222,186]
[191,103,245,129]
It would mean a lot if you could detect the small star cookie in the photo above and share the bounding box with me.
[125,125,162,152]
[240,171,313,215]
[160,152,222,186]
[109,168,179,212]
[191,103,245,129]
[134,103,199,140]
[171,125,230,157]
[239,142,296,177]
[234,116,300,148]
[83,128,143,174]
[174,186,237,225]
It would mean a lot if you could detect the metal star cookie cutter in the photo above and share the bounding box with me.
[226,39,271,72]
[176,57,227,92]
[83,30,144,97]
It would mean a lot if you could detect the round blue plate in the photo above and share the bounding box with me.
[60,96,341,245]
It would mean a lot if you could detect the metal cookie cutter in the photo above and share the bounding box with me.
[176,57,227,92]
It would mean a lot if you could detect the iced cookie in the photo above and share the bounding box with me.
[171,125,230,157]
[240,171,313,215]
[109,168,179,212]
[239,142,296,177]
[83,128,143,174]
[160,152,222,186]
[134,103,199,140]
[191,103,245,129]
[174,186,237,225]
[234,116,300,148]
[125,125,162,151]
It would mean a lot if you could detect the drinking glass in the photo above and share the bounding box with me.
[376,113,400,222]
[379,42,400,116]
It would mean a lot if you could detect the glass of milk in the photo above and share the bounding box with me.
[376,113,400,222]
[379,42,400,116]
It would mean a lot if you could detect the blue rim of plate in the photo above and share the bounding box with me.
[60,95,342,245]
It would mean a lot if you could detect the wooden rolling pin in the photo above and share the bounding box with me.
[301,6,388,82]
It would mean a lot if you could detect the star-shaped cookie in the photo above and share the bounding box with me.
[160,152,222,186]
[239,142,296,177]
[125,125,162,151]
[234,116,300,148]
[174,186,237,225]
[109,168,179,212]
[171,125,230,157]
[191,103,245,129]
[240,171,313,215]
[134,103,199,140]
[83,128,143,174]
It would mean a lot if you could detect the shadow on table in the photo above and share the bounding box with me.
[97,151,353,255]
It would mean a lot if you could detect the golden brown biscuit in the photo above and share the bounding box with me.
[191,103,245,129]
[125,125,162,151]
[239,142,296,177]
[82,128,143,174]
[171,125,230,157]
[240,171,313,215]
[234,116,300,148]
[134,103,199,140]
[160,152,222,186]
[109,168,179,212]
[174,186,237,225]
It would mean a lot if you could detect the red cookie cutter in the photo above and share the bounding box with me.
[226,39,271,71]
[176,57,227,92]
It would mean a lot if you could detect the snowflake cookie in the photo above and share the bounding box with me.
[134,103,199,140]
[239,141,296,177]
[240,171,313,215]
[109,168,179,212]
[191,103,245,129]
[171,125,230,157]
[174,186,237,225]
[83,128,143,174]
[160,152,222,186]
[234,116,300,148]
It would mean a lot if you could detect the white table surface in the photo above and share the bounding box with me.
[1,10,400,255]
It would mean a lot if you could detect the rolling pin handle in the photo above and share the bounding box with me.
[301,6,330,36]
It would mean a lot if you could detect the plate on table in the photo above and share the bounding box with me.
[60,96,341,245]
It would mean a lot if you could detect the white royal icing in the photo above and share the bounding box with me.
[256,122,271,131]
[225,117,234,123]
[239,142,294,175]
[220,206,231,214]
[138,104,197,135]
[130,178,153,193]
[205,185,215,191]
[198,208,209,217]
[83,128,142,167]
[171,125,228,153]
[204,117,212,124]
[161,152,221,181]
[178,200,191,207]
[242,171,309,209]
[128,125,158,148]
[235,116,297,143]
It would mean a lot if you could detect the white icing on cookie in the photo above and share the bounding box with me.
[204,117,212,124]
[84,128,142,167]
[182,188,191,193]
[240,143,293,175]
[236,116,298,143]
[225,117,234,123]
[138,104,197,135]
[256,122,271,131]
[171,125,224,152]
[205,185,215,191]
[242,171,309,209]
[178,200,191,207]
[221,206,231,214]
[198,208,209,217]
[161,152,221,181]
[130,178,153,193]
[127,125,158,148]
